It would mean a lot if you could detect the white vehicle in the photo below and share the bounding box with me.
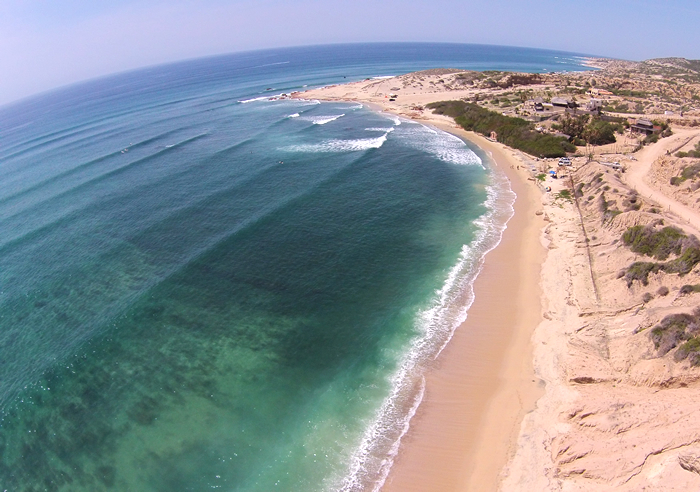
[558,157,572,166]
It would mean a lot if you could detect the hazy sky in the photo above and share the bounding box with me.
[2,0,700,106]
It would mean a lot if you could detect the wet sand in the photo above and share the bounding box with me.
[293,81,548,490]
[380,129,545,492]
[295,67,700,492]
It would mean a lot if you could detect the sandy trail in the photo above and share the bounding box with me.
[624,129,700,235]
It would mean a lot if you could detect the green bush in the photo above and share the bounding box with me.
[644,133,659,145]
[622,225,686,260]
[683,163,700,180]
[651,313,696,355]
[621,226,700,285]
[679,284,700,295]
[665,246,700,275]
[676,337,700,365]
[598,192,621,222]
[584,119,617,145]
[428,101,574,158]
[610,89,649,98]
[560,115,617,145]
[624,261,661,287]
[650,311,700,364]
[676,141,700,158]
[556,189,572,201]
[670,163,700,186]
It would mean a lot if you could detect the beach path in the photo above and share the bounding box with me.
[625,129,700,236]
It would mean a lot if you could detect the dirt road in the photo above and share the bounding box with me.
[624,129,700,236]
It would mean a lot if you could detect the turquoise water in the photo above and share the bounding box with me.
[0,43,590,491]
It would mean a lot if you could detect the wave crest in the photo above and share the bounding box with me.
[237,96,270,104]
[284,132,389,153]
[398,125,482,167]
[297,114,345,125]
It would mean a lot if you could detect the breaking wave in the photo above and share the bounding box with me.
[284,132,390,153]
[298,114,345,125]
[336,166,516,492]
[397,125,483,167]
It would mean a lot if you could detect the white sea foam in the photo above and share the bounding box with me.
[296,114,345,125]
[237,96,271,104]
[311,114,345,125]
[337,164,517,492]
[382,114,402,126]
[293,98,321,106]
[239,95,320,106]
[364,127,394,133]
[394,125,483,167]
[287,113,300,118]
[284,132,389,153]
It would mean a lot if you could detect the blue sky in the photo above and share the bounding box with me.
[2,0,700,106]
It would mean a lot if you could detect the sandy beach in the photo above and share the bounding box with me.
[379,130,546,492]
[296,68,700,491]
[295,75,550,490]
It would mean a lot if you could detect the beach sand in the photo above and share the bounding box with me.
[380,130,546,492]
[291,67,700,492]
[294,78,549,490]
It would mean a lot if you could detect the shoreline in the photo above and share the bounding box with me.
[293,86,548,490]
[380,127,546,492]
[296,59,700,490]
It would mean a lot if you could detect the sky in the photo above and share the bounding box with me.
[2,0,700,106]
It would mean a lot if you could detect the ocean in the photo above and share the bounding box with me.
[0,43,592,491]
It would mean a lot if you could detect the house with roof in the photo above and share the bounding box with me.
[630,118,660,135]
[551,97,577,109]
[586,99,603,114]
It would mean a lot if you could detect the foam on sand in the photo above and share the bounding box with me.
[383,114,402,126]
[336,168,516,492]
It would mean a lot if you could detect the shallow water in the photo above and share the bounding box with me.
[0,43,590,491]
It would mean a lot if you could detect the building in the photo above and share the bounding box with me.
[586,99,603,113]
[551,97,577,108]
[630,118,659,135]
[587,88,614,97]
[533,97,544,111]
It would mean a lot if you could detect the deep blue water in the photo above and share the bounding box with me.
[0,43,591,491]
